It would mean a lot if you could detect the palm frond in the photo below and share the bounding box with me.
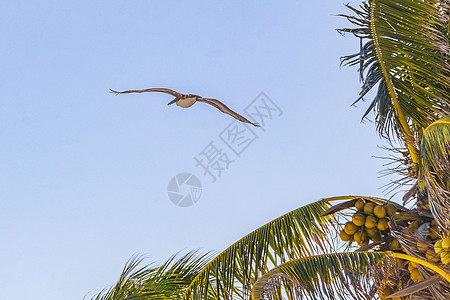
[419,115,450,231]
[90,255,150,300]
[250,251,450,300]
[181,199,338,300]
[339,0,450,164]
[182,196,410,299]
[250,252,386,300]
[90,251,211,300]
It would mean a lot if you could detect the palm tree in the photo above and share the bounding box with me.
[92,0,450,299]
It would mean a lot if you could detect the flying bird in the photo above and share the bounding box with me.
[109,87,259,127]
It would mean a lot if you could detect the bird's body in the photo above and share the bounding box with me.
[176,94,199,108]
[110,88,259,127]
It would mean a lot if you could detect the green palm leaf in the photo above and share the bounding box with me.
[339,0,450,164]
[250,252,386,300]
[250,251,450,300]
[182,196,403,299]
[90,251,211,300]
[181,199,337,300]
[419,115,450,230]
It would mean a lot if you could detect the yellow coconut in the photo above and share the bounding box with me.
[370,231,382,242]
[352,213,366,227]
[365,215,378,229]
[357,239,369,247]
[435,239,443,254]
[373,205,387,218]
[442,237,450,249]
[355,199,366,211]
[377,218,389,231]
[441,250,450,264]
[344,222,359,235]
[339,229,352,242]
[354,230,368,244]
[366,227,379,238]
[385,204,396,216]
[363,202,376,215]
[390,239,401,251]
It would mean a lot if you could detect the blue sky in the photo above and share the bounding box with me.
[0,1,397,299]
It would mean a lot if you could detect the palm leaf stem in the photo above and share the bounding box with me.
[369,0,419,166]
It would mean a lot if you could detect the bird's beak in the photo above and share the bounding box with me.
[167,98,178,105]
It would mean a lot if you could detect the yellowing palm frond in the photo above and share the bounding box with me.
[250,252,386,300]
[420,115,450,230]
[250,252,450,300]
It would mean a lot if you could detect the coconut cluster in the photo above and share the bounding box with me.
[336,198,448,292]
[339,199,397,247]
[434,237,450,264]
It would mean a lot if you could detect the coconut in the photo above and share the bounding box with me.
[390,239,401,250]
[344,222,358,235]
[373,205,387,218]
[385,204,396,216]
[442,237,450,249]
[363,202,376,215]
[355,199,366,211]
[365,227,378,237]
[354,230,368,244]
[377,218,389,231]
[441,250,450,264]
[339,229,352,241]
[370,231,382,242]
[352,213,366,227]
[365,215,378,229]
[357,239,369,247]
[435,240,443,254]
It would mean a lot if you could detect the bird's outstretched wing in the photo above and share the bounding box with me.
[109,87,184,98]
[197,98,260,127]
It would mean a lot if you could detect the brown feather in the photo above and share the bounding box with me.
[198,98,259,127]
[109,88,183,98]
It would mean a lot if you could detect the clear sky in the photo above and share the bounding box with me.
[1,1,398,299]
